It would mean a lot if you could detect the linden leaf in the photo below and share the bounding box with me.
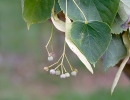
[59,0,120,26]
[111,14,125,34]
[22,0,54,29]
[70,21,111,65]
[55,0,61,14]
[103,34,127,71]
[65,16,93,74]
[51,10,93,73]
[111,2,128,34]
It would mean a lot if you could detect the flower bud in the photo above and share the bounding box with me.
[65,73,70,77]
[55,70,61,75]
[60,74,66,78]
[71,71,77,76]
[50,69,55,74]
[43,67,49,71]
[48,56,53,61]
[74,69,78,73]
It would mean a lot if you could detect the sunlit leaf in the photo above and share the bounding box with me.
[121,0,130,15]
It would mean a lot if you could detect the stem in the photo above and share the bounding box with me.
[45,26,54,55]
[55,64,61,70]
[111,55,129,95]
[60,38,66,74]
[61,64,64,74]
[60,39,66,65]
[48,54,63,68]
[63,65,67,73]
[65,54,74,71]
[51,44,54,52]
[72,0,88,23]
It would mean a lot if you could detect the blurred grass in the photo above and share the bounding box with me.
[50,88,130,100]
[0,71,129,100]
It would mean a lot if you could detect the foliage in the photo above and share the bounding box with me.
[21,0,130,93]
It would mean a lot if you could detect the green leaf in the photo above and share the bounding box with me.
[111,2,129,34]
[55,0,61,14]
[59,0,120,26]
[22,0,54,29]
[70,21,111,65]
[65,16,93,74]
[111,13,125,34]
[103,35,127,71]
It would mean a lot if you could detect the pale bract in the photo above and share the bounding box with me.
[111,32,130,94]
[51,11,93,74]
[51,12,65,32]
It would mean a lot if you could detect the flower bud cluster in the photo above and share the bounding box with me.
[45,34,78,79]
[43,66,78,79]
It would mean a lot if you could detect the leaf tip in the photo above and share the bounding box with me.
[85,64,94,74]
[87,67,93,74]
[111,90,113,95]
[27,23,31,30]
[91,71,94,74]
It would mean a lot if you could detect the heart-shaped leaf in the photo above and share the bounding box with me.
[22,0,54,29]
[51,12,93,73]
[70,21,111,65]
[103,34,127,71]
[59,0,120,26]
[65,16,93,74]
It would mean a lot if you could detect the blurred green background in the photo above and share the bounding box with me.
[0,0,130,100]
